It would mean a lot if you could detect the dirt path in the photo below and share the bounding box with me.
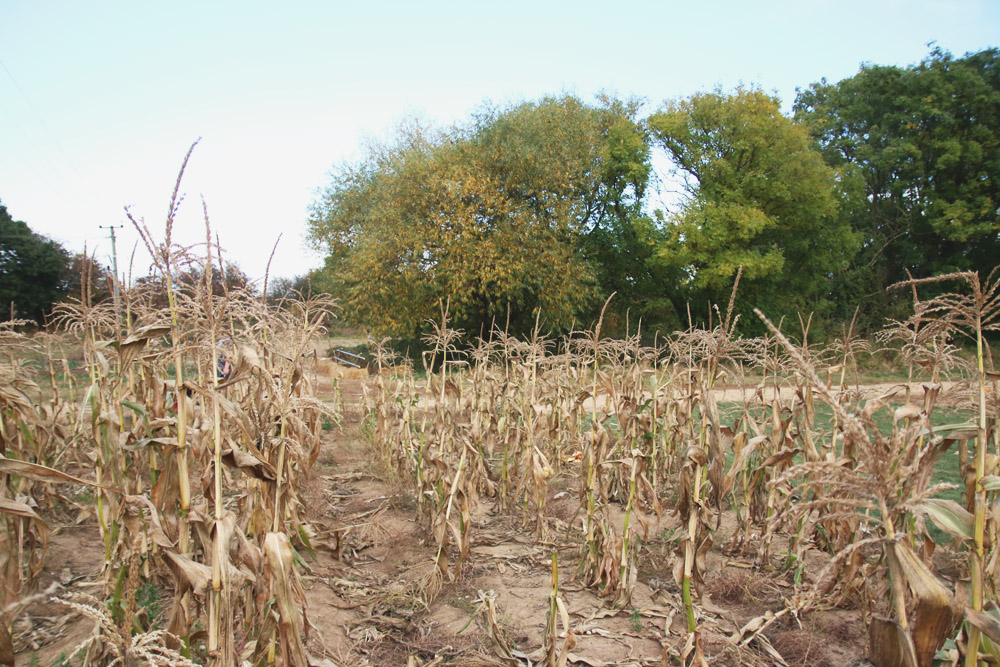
[293,379,869,666]
[411,376,964,416]
[713,379,961,404]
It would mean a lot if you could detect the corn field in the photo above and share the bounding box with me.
[2,151,338,666]
[354,278,999,667]
[3,166,1000,665]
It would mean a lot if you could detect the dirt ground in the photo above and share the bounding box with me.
[413,378,964,417]
[290,378,871,666]
[12,376,883,667]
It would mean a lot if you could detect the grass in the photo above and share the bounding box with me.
[585,396,971,516]
[716,400,971,490]
[27,653,73,667]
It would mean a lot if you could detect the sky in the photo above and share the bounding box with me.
[1,0,998,286]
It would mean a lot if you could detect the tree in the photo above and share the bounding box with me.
[62,252,114,306]
[308,95,653,341]
[794,48,1000,320]
[577,96,681,334]
[647,88,858,330]
[132,262,253,309]
[267,273,315,305]
[177,263,252,297]
[0,201,70,323]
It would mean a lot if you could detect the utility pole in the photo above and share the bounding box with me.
[99,224,123,320]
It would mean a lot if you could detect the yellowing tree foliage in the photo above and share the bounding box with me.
[308,96,649,340]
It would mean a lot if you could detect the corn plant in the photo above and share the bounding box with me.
[37,145,343,665]
[758,307,964,667]
[888,270,1000,665]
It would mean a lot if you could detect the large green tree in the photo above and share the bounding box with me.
[647,88,858,329]
[0,202,70,323]
[794,48,1000,319]
[308,95,652,340]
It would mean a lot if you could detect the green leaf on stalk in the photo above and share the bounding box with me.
[18,422,36,448]
[121,400,147,416]
[296,523,317,560]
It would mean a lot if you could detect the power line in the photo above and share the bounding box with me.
[0,55,85,181]
[0,130,61,192]
[0,97,75,193]
[0,56,111,242]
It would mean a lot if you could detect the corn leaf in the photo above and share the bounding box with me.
[919,498,974,541]
[966,604,1000,645]
[0,455,122,492]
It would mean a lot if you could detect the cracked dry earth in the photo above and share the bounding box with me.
[15,376,872,667]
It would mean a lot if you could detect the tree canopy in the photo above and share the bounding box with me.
[0,202,70,323]
[308,95,651,340]
[794,47,1000,321]
[62,252,114,306]
[307,48,999,342]
[648,88,858,327]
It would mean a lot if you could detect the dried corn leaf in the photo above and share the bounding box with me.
[123,495,174,548]
[0,385,35,415]
[919,499,974,541]
[212,512,238,588]
[759,447,800,468]
[123,436,179,452]
[722,434,765,496]
[122,324,172,344]
[0,623,12,667]
[965,603,1000,645]
[221,440,276,480]
[678,630,709,667]
[675,447,707,519]
[0,456,121,492]
[893,541,951,603]
[882,542,958,667]
[233,523,263,572]
[263,531,309,667]
[217,344,264,386]
[701,387,725,509]
[163,551,213,596]
[554,596,576,667]
[116,324,171,369]
[0,496,49,582]
[894,404,923,423]
[869,616,914,667]
[0,496,43,520]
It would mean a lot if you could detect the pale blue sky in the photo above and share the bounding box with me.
[1,0,997,282]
